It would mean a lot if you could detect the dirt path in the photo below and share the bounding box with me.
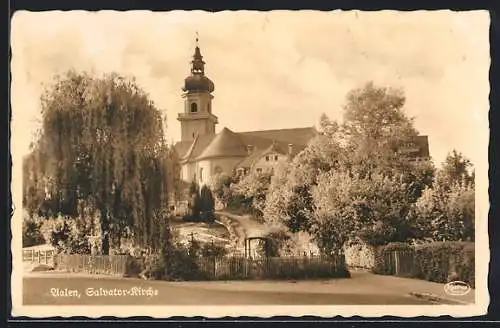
[215,211,281,252]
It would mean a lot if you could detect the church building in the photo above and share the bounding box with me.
[173,40,430,187]
[173,40,317,186]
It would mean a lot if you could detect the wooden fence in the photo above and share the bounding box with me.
[53,254,128,276]
[196,255,348,280]
[383,250,415,276]
[23,249,56,265]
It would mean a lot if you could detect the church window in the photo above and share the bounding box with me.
[265,156,269,161]
[256,168,262,174]
[274,155,278,161]
[207,102,211,113]
[191,102,198,113]
[199,168,203,182]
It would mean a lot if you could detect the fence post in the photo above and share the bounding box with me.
[212,257,216,279]
[394,252,399,276]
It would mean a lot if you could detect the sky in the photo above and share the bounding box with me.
[11,10,490,167]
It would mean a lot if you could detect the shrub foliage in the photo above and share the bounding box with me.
[373,241,474,287]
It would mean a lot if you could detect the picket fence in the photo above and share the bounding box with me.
[53,254,129,276]
[49,253,346,280]
[23,248,56,265]
[195,255,347,280]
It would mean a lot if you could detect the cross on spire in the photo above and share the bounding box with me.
[195,31,199,46]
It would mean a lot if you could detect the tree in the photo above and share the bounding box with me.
[187,180,201,221]
[311,170,417,254]
[263,115,344,232]
[210,173,234,208]
[341,81,419,176]
[410,169,475,242]
[24,71,173,254]
[22,215,45,248]
[199,185,215,222]
[440,150,474,187]
[232,170,272,217]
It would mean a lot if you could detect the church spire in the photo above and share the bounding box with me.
[191,32,205,75]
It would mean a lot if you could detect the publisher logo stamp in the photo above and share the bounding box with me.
[444,281,471,296]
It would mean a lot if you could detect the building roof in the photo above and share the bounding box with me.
[237,127,317,147]
[174,134,216,162]
[400,135,430,159]
[173,127,430,167]
[236,139,306,169]
[174,127,317,166]
[196,127,248,160]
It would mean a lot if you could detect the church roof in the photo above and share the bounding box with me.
[196,127,248,160]
[237,127,317,147]
[173,127,317,164]
[174,134,216,162]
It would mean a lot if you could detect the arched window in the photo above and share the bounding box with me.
[214,166,223,175]
[207,102,211,113]
[199,168,203,182]
[191,102,198,113]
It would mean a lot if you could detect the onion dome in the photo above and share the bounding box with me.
[182,37,215,93]
[183,73,215,93]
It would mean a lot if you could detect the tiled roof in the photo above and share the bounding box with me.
[236,149,265,169]
[174,127,316,167]
[237,127,317,147]
[173,127,429,167]
[174,134,216,161]
[196,127,248,160]
[237,139,307,169]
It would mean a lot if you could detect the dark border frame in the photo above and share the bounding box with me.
[5,0,500,326]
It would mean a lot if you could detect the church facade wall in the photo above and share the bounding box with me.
[197,157,245,186]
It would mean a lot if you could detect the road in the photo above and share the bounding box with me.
[23,271,452,305]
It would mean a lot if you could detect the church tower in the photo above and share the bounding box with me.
[178,35,218,142]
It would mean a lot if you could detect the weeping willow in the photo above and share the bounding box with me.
[25,71,175,254]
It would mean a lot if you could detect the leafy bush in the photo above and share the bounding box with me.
[49,214,102,254]
[23,215,45,247]
[409,178,475,242]
[372,241,475,288]
[230,171,272,217]
[413,241,475,288]
[344,238,377,269]
[200,242,228,258]
[199,185,216,222]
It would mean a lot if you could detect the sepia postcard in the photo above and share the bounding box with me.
[10,9,490,318]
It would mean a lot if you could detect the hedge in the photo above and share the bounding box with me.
[372,241,475,288]
[413,241,475,288]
